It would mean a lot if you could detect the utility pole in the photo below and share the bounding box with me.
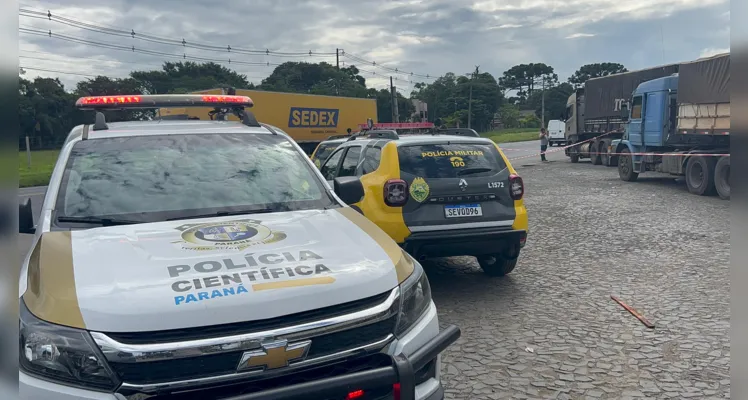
[390,76,399,122]
[468,65,479,129]
[541,76,546,129]
[336,48,339,69]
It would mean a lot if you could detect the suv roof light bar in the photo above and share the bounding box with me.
[346,130,399,141]
[75,94,254,110]
[75,94,262,133]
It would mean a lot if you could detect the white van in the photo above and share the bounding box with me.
[547,120,566,146]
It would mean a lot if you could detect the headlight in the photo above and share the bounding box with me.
[19,301,119,391]
[394,256,432,337]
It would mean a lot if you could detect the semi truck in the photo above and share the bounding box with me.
[159,88,378,154]
[611,52,730,199]
[564,63,680,165]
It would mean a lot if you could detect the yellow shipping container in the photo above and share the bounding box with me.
[159,88,378,153]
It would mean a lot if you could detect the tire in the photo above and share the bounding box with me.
[714,156,730,200]
[477,254,518,277]
[569,145,580,163]
[617,147,639,182]
[685,156,717,196]
[600,141,611,166]
[590,140,602,165]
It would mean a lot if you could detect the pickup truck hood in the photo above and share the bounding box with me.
[21,208,409,333]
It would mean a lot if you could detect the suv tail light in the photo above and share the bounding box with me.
[509,174,524,200]
[384,179,408,207]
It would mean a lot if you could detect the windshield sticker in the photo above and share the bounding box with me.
[449,156,466,168]
[174,219,286,251]
[420,150,484,158]
[410,177,430,203]
[168,250,335,305]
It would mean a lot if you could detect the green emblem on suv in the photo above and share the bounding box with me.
[410,177,430,203]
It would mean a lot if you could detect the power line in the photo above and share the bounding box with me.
[19,7,336,58]
[20,66,100,78]
[19,51,271,80]
[19,28,417,85]
[19,5,440,83]
[342,51,435,80]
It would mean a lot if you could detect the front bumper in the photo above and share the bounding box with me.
[402,227,527,259]
[19,304,460,400]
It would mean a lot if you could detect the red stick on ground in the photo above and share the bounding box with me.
[610,295,655,329]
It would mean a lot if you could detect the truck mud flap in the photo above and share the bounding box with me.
[224,325,462,400]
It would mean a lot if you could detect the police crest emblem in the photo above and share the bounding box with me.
[174,219,286,251]
[409,177,430,203]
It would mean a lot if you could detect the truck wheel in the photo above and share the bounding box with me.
[590,140,602,165]
[714,156,730,200]
[600,141,610,166]
[569,146,580,163]
[477,254,518,277]
[618,147,638,182]
[685,156,717,196]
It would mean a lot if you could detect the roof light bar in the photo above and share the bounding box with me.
[75,94,254,110]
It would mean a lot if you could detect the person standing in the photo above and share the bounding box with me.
[539,127,549,162]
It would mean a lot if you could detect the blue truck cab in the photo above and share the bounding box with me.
[611,74,679,175]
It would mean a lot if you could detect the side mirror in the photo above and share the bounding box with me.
[19,198,35,235]
[333,176,364,205]
[620,105,629,121]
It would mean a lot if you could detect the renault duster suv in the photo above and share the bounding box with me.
[16,94,459,400]
[319,133,528,276]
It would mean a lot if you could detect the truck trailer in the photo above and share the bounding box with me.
[564,63,680,165]
[159,88,378,154]
[611,52,730,199]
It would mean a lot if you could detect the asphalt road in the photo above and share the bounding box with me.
[15,141,730,399]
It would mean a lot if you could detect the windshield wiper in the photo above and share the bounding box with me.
[56,216,142,226]
[166,208,279,221]
[456,167,493,176]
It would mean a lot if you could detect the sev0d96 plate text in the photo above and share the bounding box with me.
[444,204,483,218]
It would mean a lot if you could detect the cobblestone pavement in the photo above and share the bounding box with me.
[427,153,730,399]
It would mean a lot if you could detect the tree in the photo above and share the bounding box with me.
[497,104,521,129]
[568,63,627,88]
[130,61,253,95]
[412,71,503,131]
[260,62,368,98]
[526,82,574,123]
[19,77,80,146]
[368,88,415,123]
[498,63,558,105]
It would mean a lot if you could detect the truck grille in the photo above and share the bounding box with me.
[124,353,395,400]
[109,315,397,384]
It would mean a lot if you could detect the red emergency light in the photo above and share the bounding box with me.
[358,122,435,130]
[74,94,254,110]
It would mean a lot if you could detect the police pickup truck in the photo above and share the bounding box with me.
[17,94,460,400]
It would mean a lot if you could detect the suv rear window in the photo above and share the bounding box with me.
[397,143,507,179]
[314,142,340,162]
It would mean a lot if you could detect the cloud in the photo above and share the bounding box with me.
[566,33,596,39]
[700,47,730,58]
[14,0,730,94]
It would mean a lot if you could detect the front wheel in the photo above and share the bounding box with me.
[617,147,639,182]
[477,254,518,276]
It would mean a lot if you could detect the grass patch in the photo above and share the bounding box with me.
[481,128,539,144]
[19,150,60,188]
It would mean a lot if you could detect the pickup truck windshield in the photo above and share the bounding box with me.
[55,133,333,225]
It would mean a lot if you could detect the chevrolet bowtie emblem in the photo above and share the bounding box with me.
[458,179,468,191]
[237,339,311,371]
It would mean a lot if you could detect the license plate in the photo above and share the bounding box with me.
[444,204,482,218]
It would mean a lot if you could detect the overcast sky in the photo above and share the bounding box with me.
[17,0,730,94]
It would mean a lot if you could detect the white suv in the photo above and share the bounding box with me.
[17,94,460,400]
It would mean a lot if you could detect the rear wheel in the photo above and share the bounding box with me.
[600,141,610,166]
[618,147,638,182]
[590,140,602,165]
[478,255,518,276]
[685,156,717,196]
[714,156,730,200]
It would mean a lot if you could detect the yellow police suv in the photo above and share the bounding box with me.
[16,94,460,400]
[318,129,528,276]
